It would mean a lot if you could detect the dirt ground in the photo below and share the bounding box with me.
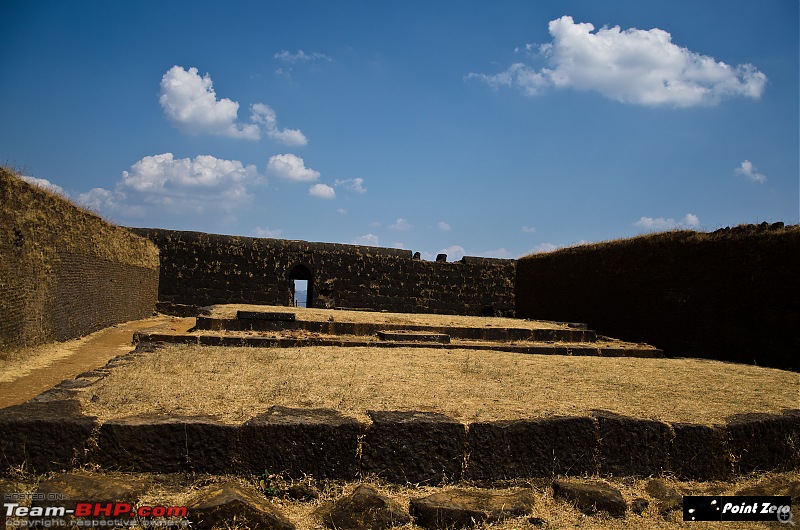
[0,315,193,407]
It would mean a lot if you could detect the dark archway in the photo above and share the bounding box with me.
[288,263,313,308]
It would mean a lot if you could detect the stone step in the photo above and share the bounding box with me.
[132,331,662,358]
[377,330,451,343]
[194,316,597,343]
[236,310,296,321]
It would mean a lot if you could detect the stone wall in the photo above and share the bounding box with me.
[515,224,800,370]
[3,395,798,480]
[0,168,160,351]
[130,228,515,316]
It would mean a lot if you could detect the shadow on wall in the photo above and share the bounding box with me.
[515,224,800,371]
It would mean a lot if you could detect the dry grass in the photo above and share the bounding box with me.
[79,343,799,425]
[517,223,800,261]
[5,469,798,530]
[267,473,800,530]
[0,167,158,270]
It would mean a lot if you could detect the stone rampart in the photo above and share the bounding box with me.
[516,224,800,370]
[0,169,159,350]
[130,228,515,316]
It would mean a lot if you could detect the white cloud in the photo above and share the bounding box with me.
[337,208,348,215]
[19,175,68,197]
[77,153,261,220]
[389,218,412,231]
[159,66,260,139]
[334,178,367,193]
[526,240,590,255]
[439,245,466,261]
[120,153,259,194]
[437,221,451,232]
[273,50,332,80]
[253,227,283,238]
[250,103,308,146]
[634,213,701,230]
[274,50,332,63]
[469,16,767,107]
[483,248,513,259]
[522,226,537,233]
[682,214,700,227]
[468,63,549,96]
[77,187,128,215]
[735,160,767,183]
[530,242,558,254]
[354,234,380,247]
[267,154,320,182]
[308,183,335,199]
[159,66,307,144]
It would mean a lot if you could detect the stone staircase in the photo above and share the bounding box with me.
[133,305,663,358]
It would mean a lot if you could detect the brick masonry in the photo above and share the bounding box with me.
[53,252,158,341]
[130,228,515,316]
[0,169,159,349]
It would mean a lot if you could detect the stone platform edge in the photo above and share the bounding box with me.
[1,400,797,483]
[193,316,598,343]
[133,332,663,358]
[0,341,794,483]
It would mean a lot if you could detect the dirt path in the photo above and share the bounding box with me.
[0,315,194,408]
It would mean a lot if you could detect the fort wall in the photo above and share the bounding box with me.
[0,168,159,351]
[4,162,796,372]
[515,224,800,370]
[130,228,516,317]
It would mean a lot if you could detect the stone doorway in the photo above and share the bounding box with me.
[288,264,313,308]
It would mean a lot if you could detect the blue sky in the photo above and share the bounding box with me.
[2,0,797,260]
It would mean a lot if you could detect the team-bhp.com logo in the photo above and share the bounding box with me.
[4,501,189,527]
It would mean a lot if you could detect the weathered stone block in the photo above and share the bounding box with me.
[734,473,800,497]
[96,415,236,473]
[465,416,597,480]
[361,411,465,484]
[317,484,410,530]
[30,473,148,521]
[630,498,650,516]
[239,407,360,479]
[594,411,672,476]
[410,488,534,529]
[645,478,683,513]
[669,423,729,480]
[552,480,626,517]
[0,400,96,473]
[187,481,294,530]
[727,411,800,473]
